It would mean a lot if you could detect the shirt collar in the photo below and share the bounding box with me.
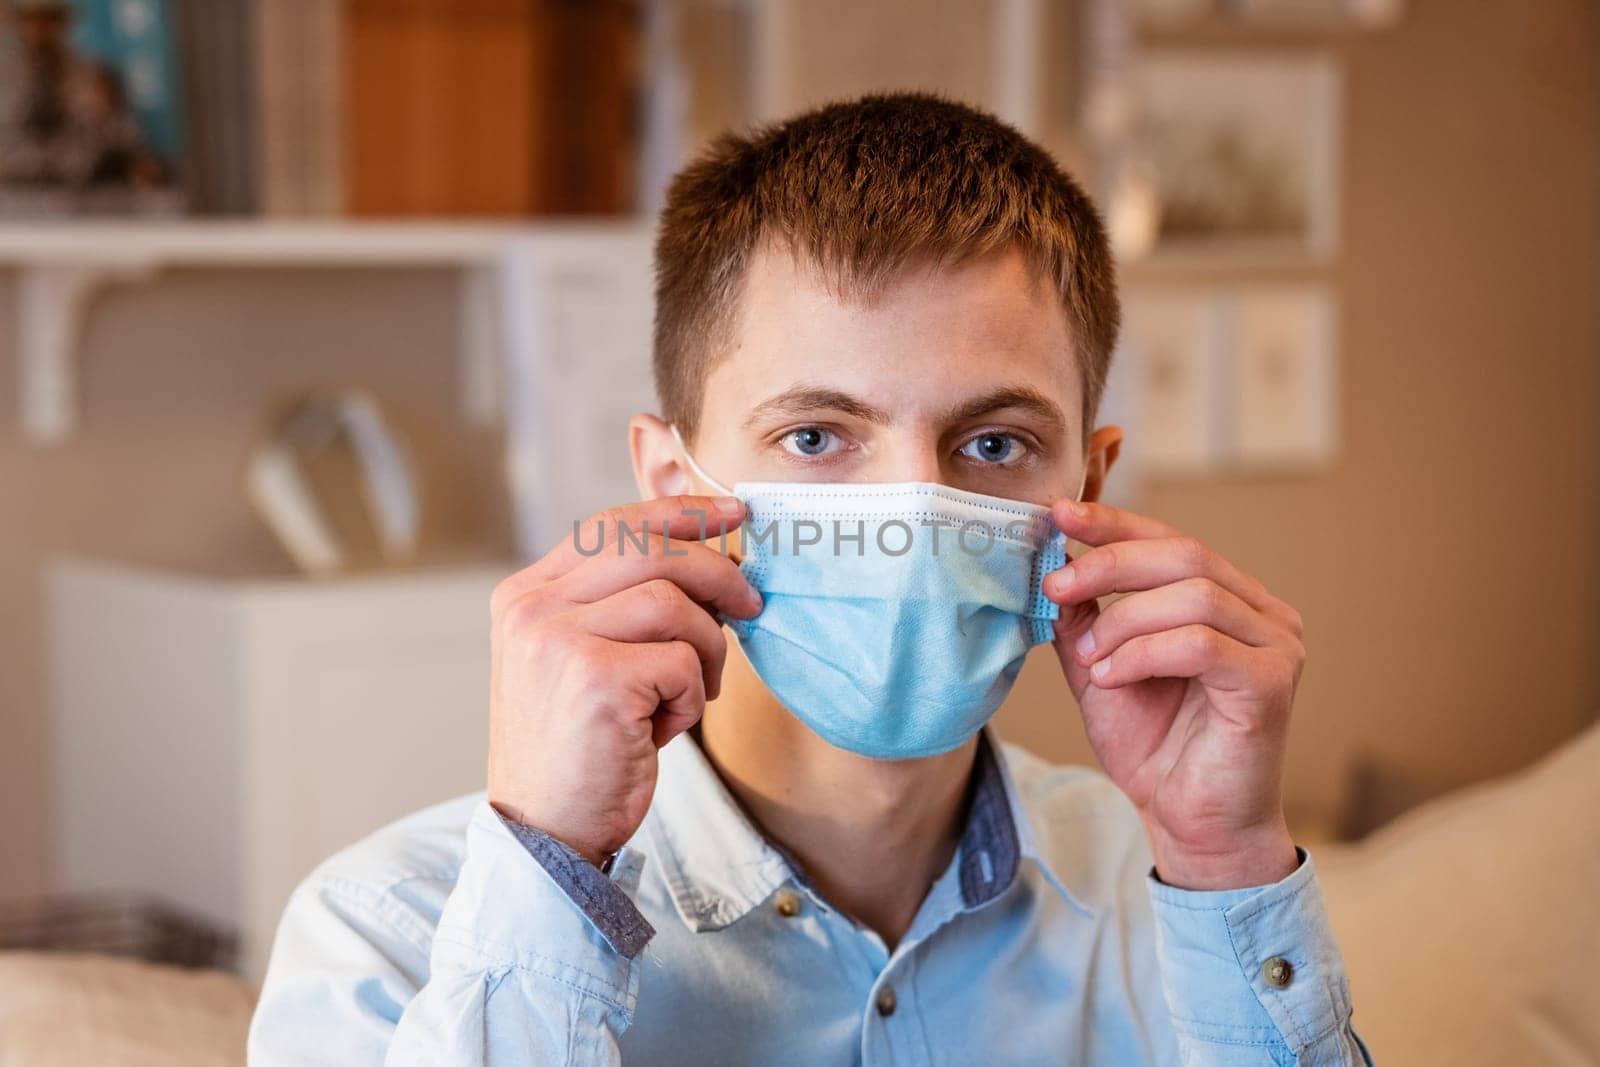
[645,727,1095,934]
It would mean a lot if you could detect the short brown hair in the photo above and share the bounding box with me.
[653,92,1120,441]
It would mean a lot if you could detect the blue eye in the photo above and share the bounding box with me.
[784,427,836,456]
[960,433,1024,464]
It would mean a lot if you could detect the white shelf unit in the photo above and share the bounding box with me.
[0,220,649,444]
[46,558,508,978]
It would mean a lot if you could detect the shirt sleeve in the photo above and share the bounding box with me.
[1145,849,1376,1066]
[496,813,655,957]
[247,800,654,1066]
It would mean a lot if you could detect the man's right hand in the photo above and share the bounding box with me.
[486,495,758,869]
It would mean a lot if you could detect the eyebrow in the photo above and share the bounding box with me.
[741,385,894,429]
[739,382,1069,435]
[938,385,1067,434]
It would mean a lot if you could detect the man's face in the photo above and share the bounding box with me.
[686,242,1092,507]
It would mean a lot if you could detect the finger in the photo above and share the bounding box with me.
[495,495,747,609]
[1050,593,1103,695]
[1049,499,1305,637]
[1051,498,1183,546]
[1044,535,1281,622]
[1086,624,1288,697]
[621,639,707,749]
[1050,502,1305,638]
[1067,577,1287,669]
[569,579,730,700]
[554,538,762,620]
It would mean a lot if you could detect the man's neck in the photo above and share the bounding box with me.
[696,643,978,950]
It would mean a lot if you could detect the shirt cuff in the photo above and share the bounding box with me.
[1146,848,1355,1056]
[496,812,656,959]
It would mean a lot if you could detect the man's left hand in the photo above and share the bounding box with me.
[1045,498,1305,891]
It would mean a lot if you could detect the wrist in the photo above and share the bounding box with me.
[1142,815,1299,891]
[489,799,611,870]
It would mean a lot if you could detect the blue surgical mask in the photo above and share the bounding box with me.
[673,428,1085,761]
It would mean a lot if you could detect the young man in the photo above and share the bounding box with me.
[249,94,1372,1065]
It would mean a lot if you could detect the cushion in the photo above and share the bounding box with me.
[1316,723,1600,1066]
[0,951,254,1066]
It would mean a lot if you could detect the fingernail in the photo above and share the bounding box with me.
[715,496,744,515]
[747,585,764,611]
[1064,500,1086,518]
[1075,630,1096,660]
[1056,564,1075,591]
[1090,658,1110,680]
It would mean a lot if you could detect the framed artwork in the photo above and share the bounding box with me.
[1131,52,1342,264]
[1229,0,1402,28]
[1114,282,1339,476]
[1114,288,1229,476]
[1228,283,1339,470]
[1130,0,1403,29]
[0,0,184,214]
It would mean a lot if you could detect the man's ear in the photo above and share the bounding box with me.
[630,413,697,501]
[1080,425,1124,504]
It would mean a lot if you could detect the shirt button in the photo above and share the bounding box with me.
[774,890,802,918]
[1262,956,1294,989]
[875,985,897,1017]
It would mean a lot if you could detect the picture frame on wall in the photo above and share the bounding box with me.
[1228,0,1402,28]
[1130,0,1403,30]
[1131,52,1342,265]
[1116,282,1339,476]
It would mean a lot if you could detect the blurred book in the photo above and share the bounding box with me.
[252,0,341,215]
[172,0,255,215]
[343,0,640,217]
[2,0,647,220]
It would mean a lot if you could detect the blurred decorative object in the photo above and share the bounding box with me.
[1117,282,1337,474]
[0,0,185,215]
[47,559,506,976]
[1082,0,1150,262]
[0,893,236,970]
[1133,52,1342,263]
[245,389,419,576]
[1104,158,1162,262]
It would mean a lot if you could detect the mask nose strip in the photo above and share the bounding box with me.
[670,424,735,497]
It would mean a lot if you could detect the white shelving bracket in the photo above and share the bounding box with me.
[19,261,157,444]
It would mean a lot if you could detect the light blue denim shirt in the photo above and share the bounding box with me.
[249,731,1373,1065]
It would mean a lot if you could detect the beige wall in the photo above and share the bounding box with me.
[996,0,1600,819]
[2,0,1596,899]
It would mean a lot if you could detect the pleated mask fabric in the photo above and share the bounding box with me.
[723,480,1067,760]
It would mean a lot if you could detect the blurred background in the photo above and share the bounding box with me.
[0,0,1595,1055]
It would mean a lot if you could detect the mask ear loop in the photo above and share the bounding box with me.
[670,424,735,497]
